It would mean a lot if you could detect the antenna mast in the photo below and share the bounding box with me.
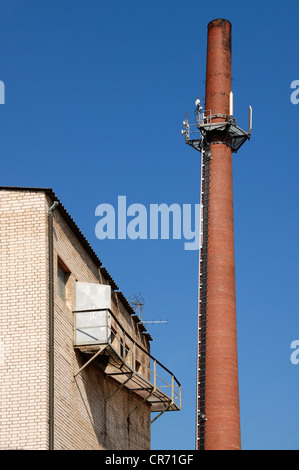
[129,293,168,325]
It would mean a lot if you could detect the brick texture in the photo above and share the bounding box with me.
[0,189,151,450]
[0,190,49,449]
[201,19,241,450]
[52,202,151,450]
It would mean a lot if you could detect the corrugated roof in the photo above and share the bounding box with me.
[0,186,103,268]
[100,266,119,291]
[0,186,153,341]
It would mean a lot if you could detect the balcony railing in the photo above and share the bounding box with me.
[73,308,181,420]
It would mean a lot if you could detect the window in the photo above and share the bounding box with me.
[135,359,142,373]
[57,262,69,301]
[120,338,124,359]
[111,326,117,344]
[119,339,130,362]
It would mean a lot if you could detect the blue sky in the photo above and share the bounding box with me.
[1,0,298,450]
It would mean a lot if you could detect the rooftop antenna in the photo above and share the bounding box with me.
[128,293,168,325]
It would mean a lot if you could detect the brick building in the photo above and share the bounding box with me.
[0,187,180,450]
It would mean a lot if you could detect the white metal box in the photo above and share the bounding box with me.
[75,282,111,346]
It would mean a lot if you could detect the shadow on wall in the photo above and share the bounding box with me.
[73,350,151,450]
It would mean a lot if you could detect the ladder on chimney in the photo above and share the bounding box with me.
[196,143,210,450]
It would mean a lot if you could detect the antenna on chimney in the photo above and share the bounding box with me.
[229,91,233,116]
[248,105,252,135]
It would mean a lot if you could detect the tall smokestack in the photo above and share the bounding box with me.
[201,18,240,451]
[182,18,252,450]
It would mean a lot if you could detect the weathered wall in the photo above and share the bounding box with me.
[0,189,151,450]
[50,196,151,450]
[0,190,49,449]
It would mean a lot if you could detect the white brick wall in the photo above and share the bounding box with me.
[52,203,151,450]
[0,189,151,450]
[0,190,49,450]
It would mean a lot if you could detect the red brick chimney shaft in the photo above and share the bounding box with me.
[202,19,241,450]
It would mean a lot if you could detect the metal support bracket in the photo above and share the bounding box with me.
[105,372,134,401]
[128,388,154,418]
[150,401,173,425]
[73,345,106,379]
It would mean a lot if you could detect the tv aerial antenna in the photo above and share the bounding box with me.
[128,293,168,325]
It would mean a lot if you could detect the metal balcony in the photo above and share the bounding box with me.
[73,308,181,423]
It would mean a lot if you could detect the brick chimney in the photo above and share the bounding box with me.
[198,18,241,450]
[182,18,251,451]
